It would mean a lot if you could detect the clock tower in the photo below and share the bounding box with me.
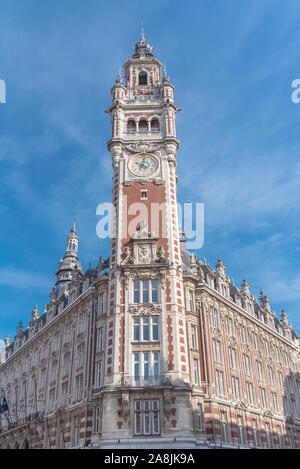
[103,32,192,439]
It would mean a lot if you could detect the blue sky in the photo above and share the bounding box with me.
[1,0,300,344]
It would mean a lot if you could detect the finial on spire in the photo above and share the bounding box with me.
[72,214,76,231]
[141,20,145,41]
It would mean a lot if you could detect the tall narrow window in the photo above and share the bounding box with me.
[142,317,150,341]
[152,316,159,341]
[96,362,102,387]
[252,419,258,447]
[142,280,149,303]
[220,411,228,442]
[98,292,105,315]
[134,281,140,304]
[216,370,225,396]
[134,353,140,382]
[143,352,150,380]
[94,407,101,434]
[238,415,244,445]
[191,325,197,349]
[97,328,103,352]
[194,359,200,384]
[133,317,140,341]
[197,403,204,431]
[138,71,147,85]
[151,280,158,303]
[153,352,160,380]
[189,290,195,312]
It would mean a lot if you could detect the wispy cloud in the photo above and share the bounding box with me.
[0,267,52,289]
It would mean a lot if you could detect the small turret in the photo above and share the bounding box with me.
[55,218,82,298]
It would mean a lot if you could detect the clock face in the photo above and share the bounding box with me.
[128,154,159,177]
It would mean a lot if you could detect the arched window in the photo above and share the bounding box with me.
[151,118,160,131]
[138,120,148,132]
[21,439,29,449]
[138,71,147,85]
[127,119,136,133]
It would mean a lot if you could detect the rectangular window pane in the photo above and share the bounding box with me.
[143,317,150,341]
[134,281,140,303]
[143,280,149,303]
[143,352,149,378]
[134,353,140,381]
[191,325,197,349]
[153,352,160,378]
[151,280,158,303]
[133,317,140,341]
[152,316,159,341]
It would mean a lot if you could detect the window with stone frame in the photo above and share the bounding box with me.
[212,339,223,363]
[216,369,225,396]
[220,410,229,442]
[73,415,80,447]
[259,387,267,409]
[133,279,159,304]
[76,343,85,369]
[193,358,200,385]
[231,375,240,401]
[132,316,159,342]
[196,402,204,431]
[97,327,104,352]
[209,306,219,329]
[188,290,195,312]
[255,360,264,382]
[94,406,102,434]
[242,353,251,376]
[75,373,84,401]
[191,324,198,349]
[246,381,255,405]
[95,361,102,388]
[61,381,68,406]
[133,351,160,384]
[134,399,160,435]
[228,346,238,370]
[98,291,106,315]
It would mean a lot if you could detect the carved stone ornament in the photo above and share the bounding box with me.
[227,336,237,348]
[241,343,250,354]
[212,328,223,340]
[124,142,162,155]
[129,304,161,315]
[137,244,151,264]
[121,247,133,265]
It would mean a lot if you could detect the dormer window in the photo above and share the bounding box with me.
[139,71,147,85]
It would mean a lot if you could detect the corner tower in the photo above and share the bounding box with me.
[103,33,192,440]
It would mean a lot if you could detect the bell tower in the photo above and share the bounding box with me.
[103,33,192,438]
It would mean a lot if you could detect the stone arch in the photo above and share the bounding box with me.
[21,438,29,449]
[13,441,19,449]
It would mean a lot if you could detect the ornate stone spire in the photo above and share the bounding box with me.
[16,321,23,337]
[132,26,153,58]
[31,304,39,320]
[55,219,82,298]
